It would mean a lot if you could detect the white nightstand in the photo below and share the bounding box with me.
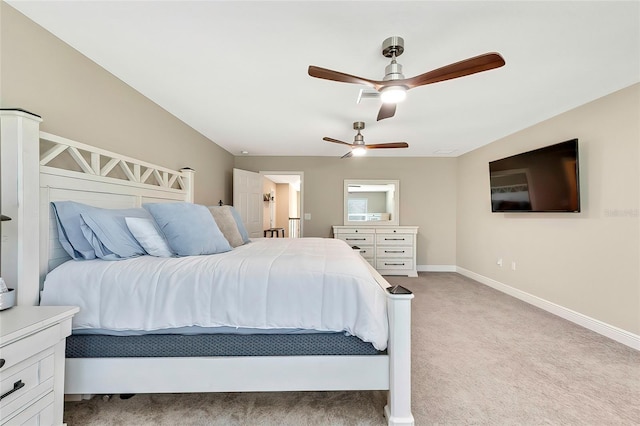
[0,306,78,426]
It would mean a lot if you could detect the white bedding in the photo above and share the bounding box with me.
[40,238,389,350]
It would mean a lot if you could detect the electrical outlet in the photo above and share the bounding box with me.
[304,213,311,220]
[496,258,503,267]
[511,261,516,270]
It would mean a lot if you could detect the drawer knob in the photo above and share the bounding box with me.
[0,379,25,401]
[0,358,4,369]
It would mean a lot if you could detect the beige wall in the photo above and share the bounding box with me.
[457,83,640,334]
[0,3,233,205]
[235,156,458,267]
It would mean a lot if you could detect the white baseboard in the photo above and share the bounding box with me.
[417,265,456,272]
[456,267,640,351]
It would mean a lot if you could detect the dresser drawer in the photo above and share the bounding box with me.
[376,258,414,271]
[335,228,375,234]
[1,391,54,426]
[338,233,375,246]
[0,350,55,422]
[0,324,60,372]
[353,246,374,261]
[376,234,414,246]
[376,246,414,259]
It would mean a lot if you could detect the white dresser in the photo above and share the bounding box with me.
[333,226,418,277]
[0,306,78,426]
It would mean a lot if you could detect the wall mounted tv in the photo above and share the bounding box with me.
[489,139,580,213]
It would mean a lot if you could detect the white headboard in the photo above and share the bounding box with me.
[0,110,194,305]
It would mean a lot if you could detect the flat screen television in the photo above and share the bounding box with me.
[489,139,580,212]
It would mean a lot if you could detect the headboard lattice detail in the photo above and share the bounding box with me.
[40,132,188,192]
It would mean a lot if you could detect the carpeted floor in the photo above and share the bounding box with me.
[63,272,640,425]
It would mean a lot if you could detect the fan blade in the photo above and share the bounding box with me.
[403,53,505,88]
[341,151,354,159]
[309,66,383,89]
[323,137,353,146]
[377,103,397,121]
[366,142,409,149]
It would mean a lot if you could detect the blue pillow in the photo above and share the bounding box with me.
[51,201,98,260]
[80,208,152,260]
[228,206,250,244]
[143,202,232,256]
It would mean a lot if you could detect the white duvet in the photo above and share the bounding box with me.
[40,238,389,350]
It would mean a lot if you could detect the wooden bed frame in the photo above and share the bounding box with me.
[0,109,415,425]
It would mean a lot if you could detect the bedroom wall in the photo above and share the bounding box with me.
[457,83,640,335]
[234,156,458,268]
[0,3,233,205]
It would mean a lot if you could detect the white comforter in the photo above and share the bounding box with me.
[41,238,389,350]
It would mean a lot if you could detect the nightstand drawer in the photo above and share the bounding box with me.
[376,234,414,246]
[0,324,60,372]
[0,350,55,422]
[376,246,414,259]
[1,391,54,426]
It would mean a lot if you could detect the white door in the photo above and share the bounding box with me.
[233,168,263,238]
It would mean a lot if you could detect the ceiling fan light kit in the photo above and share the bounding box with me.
[352,146,367,156]
[380,86,407,104]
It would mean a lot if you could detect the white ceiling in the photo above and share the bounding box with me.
[7,1,639,158]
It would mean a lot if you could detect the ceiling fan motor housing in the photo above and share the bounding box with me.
[382,36,404,58]
[353,121,365,145]
[382,36,406,83]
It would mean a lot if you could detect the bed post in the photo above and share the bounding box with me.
[385,285,415,426]
[180,167,195,203]
[0,109,43,306]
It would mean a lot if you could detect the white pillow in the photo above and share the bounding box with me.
[125,217,173,257]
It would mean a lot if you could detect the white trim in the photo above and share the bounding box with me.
[417,264,457,272]
[456,267,640,351]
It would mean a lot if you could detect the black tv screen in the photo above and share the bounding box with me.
[489,139,580,212]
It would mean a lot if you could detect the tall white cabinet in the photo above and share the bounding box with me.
[333,226,418,277]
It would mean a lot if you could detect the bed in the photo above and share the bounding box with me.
[0,109,414,425]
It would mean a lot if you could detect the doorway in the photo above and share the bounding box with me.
[262,172,303,238]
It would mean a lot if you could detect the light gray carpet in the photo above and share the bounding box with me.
[64,272,640,425]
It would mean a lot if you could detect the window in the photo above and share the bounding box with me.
[347,199,367,221]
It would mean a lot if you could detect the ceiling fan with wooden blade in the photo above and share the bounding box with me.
[324,122,408,158]
[309,36,505,121]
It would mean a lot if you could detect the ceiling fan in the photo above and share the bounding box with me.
[309,36,505,121]
[324,122,408,158]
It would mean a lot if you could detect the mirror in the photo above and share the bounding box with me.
[344,179,399,226]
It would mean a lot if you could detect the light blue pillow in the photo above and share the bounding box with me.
[80,208,152,260]
[143,202,232,256]
[228,205,250,244]
[51,201,97,260]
